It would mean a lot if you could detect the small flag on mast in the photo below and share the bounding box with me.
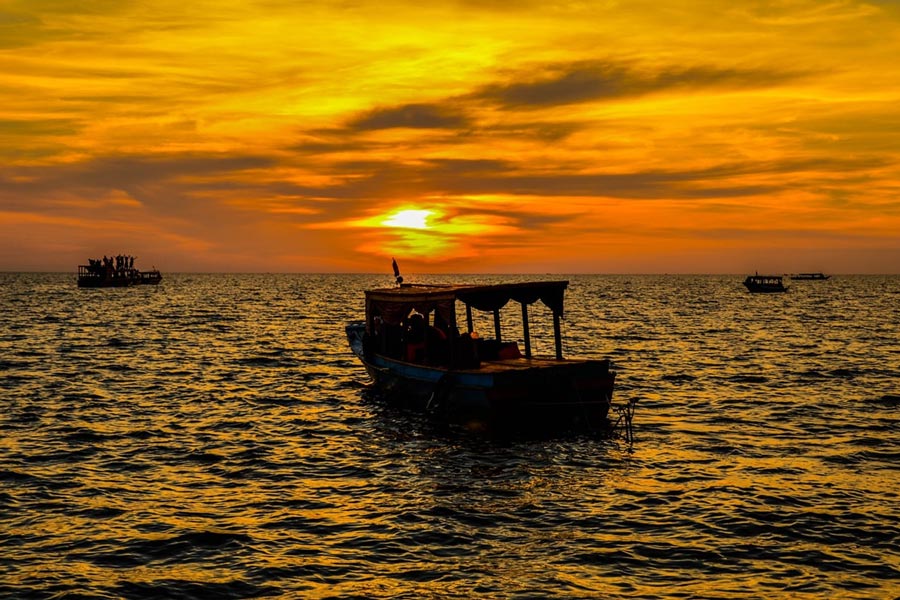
[392,258,403,285]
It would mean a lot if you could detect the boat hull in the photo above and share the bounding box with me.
[743,283,787,293]
[77,270,162,288]
[790,273,830,281]
[347,323,615,432]
[77,276,134,288]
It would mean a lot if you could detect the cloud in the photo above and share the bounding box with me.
[0,11,45,48]
[291,114,583,158]
[288,139,372,155]
[473,60,806,108]
[480,120,583,141]
[9,154,275,189]
[347,103,471,130]
[0,118,83,137]
[0,3,140,49]
[293,157,792,205]
[0,153,281,226]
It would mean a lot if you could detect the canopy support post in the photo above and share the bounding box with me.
[553,310,563,360]
[521,302,532,358]
[493,309,502,342]
[448,305,458,365]
[466,304,473,333]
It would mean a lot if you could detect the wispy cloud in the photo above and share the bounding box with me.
[347,103,471,130]
[473,60,807,108]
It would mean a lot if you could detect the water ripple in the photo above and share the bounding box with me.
[0,273,898,598]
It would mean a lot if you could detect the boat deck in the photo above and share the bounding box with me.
[374,354,602,374]
[472,357,593,373]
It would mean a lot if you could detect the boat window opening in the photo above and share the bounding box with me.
[460,297,559,360]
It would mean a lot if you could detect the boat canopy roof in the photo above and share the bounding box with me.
[365,280,568,327]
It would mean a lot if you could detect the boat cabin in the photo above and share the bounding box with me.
[363,281,569,368]
[743,273,787,293]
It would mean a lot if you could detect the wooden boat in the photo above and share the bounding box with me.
[743,273,787,293]
[790,272,830,281]
[346,279,616,432]
[77,259,162,288]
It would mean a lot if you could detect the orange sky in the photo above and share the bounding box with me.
[1,0,899,273]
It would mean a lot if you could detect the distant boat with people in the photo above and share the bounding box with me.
[345,261,627,435]
[77,254,162,288]
[790,272,831,281]
[743,273,788,293]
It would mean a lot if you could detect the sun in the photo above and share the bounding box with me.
[381,209,433,230]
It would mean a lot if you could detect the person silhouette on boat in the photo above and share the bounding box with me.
[425,315,452,364]
[404,312,426,363]
[406,312,425,342]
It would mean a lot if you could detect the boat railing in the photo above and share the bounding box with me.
[78,265,101,278]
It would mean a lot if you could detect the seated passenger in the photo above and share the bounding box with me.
[452,332,480,369]
[405,312,425,343]
[432,314,457,339]
[425,324,449,365]
[404,312,426,363]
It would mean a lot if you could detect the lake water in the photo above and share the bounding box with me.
[1,273,898,599]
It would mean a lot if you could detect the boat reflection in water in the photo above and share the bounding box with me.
[346,277,618,435]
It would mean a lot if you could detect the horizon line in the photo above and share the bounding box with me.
[3,270,895,276]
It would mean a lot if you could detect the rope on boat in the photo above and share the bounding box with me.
[426,372,454,415]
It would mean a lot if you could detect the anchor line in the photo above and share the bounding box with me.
[426,372,454,414]
[612,397,638,442]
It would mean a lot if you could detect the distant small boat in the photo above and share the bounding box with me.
[77,256,162,288]
[743,273,788,293]
[790,272,830,281]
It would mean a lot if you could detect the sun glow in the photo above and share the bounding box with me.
[381,209,433,230]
